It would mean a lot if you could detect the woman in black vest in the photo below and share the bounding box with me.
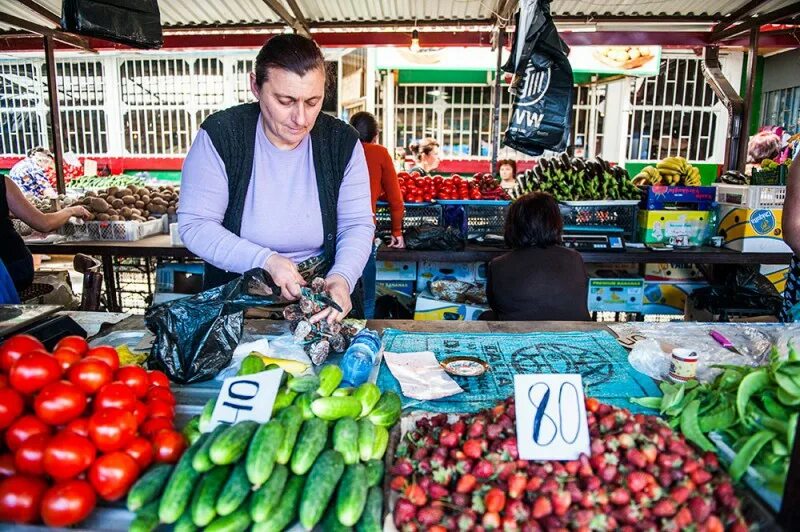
[179,35,374,323]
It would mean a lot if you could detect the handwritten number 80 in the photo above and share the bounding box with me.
[527,382,581,446]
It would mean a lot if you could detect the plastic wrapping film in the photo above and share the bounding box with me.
[61,0,163,49]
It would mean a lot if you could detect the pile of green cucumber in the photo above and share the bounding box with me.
[126,355,401,532]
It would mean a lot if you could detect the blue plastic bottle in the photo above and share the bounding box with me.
[340,329,381,387]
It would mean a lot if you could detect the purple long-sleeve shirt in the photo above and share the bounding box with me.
[178,119,374,292]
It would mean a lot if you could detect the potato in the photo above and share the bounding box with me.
[115,189,127,199]
[149,204,167,215]
[137,187,148,196]
[133,194,140,201]
[96,213,110,221]
[130,208,142,216]
[140,195,150,204]
[134,200,145,209]
[127,184,138,193]
[131,215,146,222]
[106,208,118,217]
[111,198,124,209]
[85,190,97,197]
[107,186,119,196]
[120,207,132,218]
[142,210,150,217]
[89,197,110,213]
[85,213,96,221]
[110,215,122,221]
[122,195,135,205]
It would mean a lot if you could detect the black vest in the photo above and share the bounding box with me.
[198,103,364,316]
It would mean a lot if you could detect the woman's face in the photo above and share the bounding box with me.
[499,163,514,181]
[250,67,325,150]
[422,146,440,170]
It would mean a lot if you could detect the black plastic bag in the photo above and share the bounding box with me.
[502,1,573,156]
[688,266,783,319]
[61,0,163,49]
[405,224,466,251]
[145,268,284,384]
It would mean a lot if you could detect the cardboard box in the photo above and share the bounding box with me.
[416,261,479,292]
[413,290,489,321]
[718,206,791,253]
[637,210,715,246]
[587,278,644,313]
[761,264,790,294]
[644,263,704,282]
[377,280,415,297]
[642,281,708,315]
[376,260,417,281]
[639,186,717,210]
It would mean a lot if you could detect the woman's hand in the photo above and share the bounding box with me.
[67,206,90,220]
[310,274,352,324]
[388,235,405,249]
[265,253,306,301]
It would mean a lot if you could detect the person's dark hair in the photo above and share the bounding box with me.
[254,34,327,86]
[408,138,439,161]
[350,112,379,143]
[504,192,563,249]
[498,159,517,176]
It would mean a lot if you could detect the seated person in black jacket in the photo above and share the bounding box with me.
[486,192,590,321]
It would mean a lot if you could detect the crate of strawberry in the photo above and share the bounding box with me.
[388,396,756,531]
[0,334,185,528]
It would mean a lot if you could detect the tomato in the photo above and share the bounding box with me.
[88,408,137,452]
[152,430,186,464]
[124,437,153,470]
[0,388,24,429]
[0,335,44,373]
[52,347,82,372]
[68,358,113,395]
[0,474,48,523]
[43,431,96,480]
[88,452,139,501]
[33,381,87,425]
[14,433,49,476]
[9,352,62,395]
[54,336,88,358]
[139,418,172,438]
[93,382,136,411]
[131,401,147,426]
[114,366,149,398]
[145,399,175,421]
[84,346,119,372]
[145,386,175,405]
[147,370,170,388]
[0,454,14,477]
[64,417,90,438]
[40,479,96,527]
[5,415,51,452]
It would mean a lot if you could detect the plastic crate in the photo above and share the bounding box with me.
[715,184,786,209]
[560,200,639,239]
[750,166,787,186]
[438,200,510,237]
[376,202,441,234]
[60,216,167,242]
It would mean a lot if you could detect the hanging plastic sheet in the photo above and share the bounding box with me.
[61,0,163,49]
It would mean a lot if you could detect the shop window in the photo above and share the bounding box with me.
[0,62,46,155]
[762,87,800,134]
[53,61,107,154]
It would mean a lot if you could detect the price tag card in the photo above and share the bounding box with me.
[514,374,590,461]
[208,368,284,430]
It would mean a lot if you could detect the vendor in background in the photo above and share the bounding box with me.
[485,192,589,321]
[179,34,374,322]
[780,156,800,322]
[498,159,518,190]
[9,147,57,199]
[408,138,440,176]
[1,176,89,295]
[349,111,405,319]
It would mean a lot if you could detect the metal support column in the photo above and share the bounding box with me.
[737,28,760,173]
[43,36,65,194]
[490,27,504,174]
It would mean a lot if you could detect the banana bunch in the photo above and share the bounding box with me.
[632,165,662,186]
[656,156,702,186]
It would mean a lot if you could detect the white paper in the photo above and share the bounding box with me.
[384,351,463,400]
[208,368,283,430]
[514,374,591,461]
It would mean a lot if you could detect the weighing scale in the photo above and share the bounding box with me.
[0,304,86,348]
[562,225,626,251]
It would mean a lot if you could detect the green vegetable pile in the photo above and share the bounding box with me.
[67,175,145,190]
[509,154,641,202]
[126,356,401,532]
[632,345,800,494]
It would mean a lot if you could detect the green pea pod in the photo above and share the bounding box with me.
[698,404,736,432]
[729,430,775,482]
[666,388,698,418]
[736,369,769,424]
[777,361,800,376]
[679,400,715,453]
[776,388,800,406]
[775,371,800,397]
[660,385,685,415]
[761,393,789,419]
[771,438,788,457]
[629,396,662,410]
[788,413,798,451]
[789,342,800,362]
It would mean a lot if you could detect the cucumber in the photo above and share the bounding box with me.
[299,450,345,530]
[321,502,353,532]
[317,364,343,397]
[250,464,288,523]
[199,397,217,432]
[158,432,207,524]
[216,461,251,516]
[174,506,198,532]
[368,392,401,427]
[275,405,303,465]
[355,486,383,532]
[333,387,354,397]
[127,463,173,511]
[371,425,389,460]
[273,388,298,413]
[191,465,230,527]
[295,391,316,420]
[333,418,360,465]
[291,417,329,475]
[129,500,160,532]
[182,416,201,445]
[238,354,265,376]
[358,418,376,462]
[252,474,305,532]
[337,463,368,526]
[210,420,259,465]
[192,424,227,472]
[246,419,284,486]
[311,396,362,420]
[206,503,252,532]
[365,460,384,488]
[353,383,381,417]
[288,374,321,393]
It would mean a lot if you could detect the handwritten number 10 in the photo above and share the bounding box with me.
[221,380,259,423]
[527,382,581,446]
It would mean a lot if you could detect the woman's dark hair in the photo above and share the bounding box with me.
[350,112,379,143]
[498,159,517,175]
[254,34,326,86]
[408,138,439,161]
[504,192,563,249]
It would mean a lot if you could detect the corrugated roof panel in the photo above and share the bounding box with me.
[299,0,493,23]
[157,0,280,27]
[0,0,60,32]
[550,0,796,17]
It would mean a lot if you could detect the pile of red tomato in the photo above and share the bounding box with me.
[0,334,185,527]
[396,172,483,203]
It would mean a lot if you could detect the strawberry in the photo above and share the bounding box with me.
[456,473,478,493]
[487,423,503,440]
[716,480,734,498]
[508,473,527,499]
[474,460,494,479]
[500,438,519,459]
[429,526,448,532]
[468,419,486,438]
[674,507,692,528]
[565,460,580,476]
[463,439,484,459]
[641,444,657,464]
[540,478,559,494]
[600,465,618,483]
[430,413,447,427]
[452,420,466,437]
[586,397,600,412]
[506,499,530,522]
[703,451,719,470]
[729,519,749,532]
[531,496,553,519]
[457,511,477,531]
[610,488,630,506]
[658,471,674,489]
[452,493,469,507]
[690,469,712,485]
[582,475,601,491]
[482,511,501,530]
[429,483,449,500]
[670,485,690,504]
[591,439,606,455]
[405,484,427,507]
[485,487,506,513]
[417,505,444,526]
[440,429,459,448]
[391,475,408,491]
[551,490,571,516]
[526,476,543,492]
[652,499,676,517]
[667,439,691,457]
[699,515,724,532]
[625,448,647,469]
[394,498,417,526]
[617,434,635,449]
[657,453,681,470]
[391,459,414,476]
